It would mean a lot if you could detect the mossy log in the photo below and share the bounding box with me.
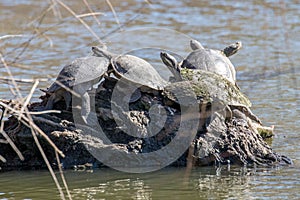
[0,74,292,171]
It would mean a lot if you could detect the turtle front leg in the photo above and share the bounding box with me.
[63,92,72,110]
[75,83,98,126]
[45,89,69,111]
[44,95,55,110]
[81,91,91,123]
[45,92,63,110]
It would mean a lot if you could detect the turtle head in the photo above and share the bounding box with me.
[190,39,204,50]
[223,41,242,57]
[160,52,182,81]
[91,46,113,59]
[160,52,178,69]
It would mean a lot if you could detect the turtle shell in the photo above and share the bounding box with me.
[47,56,109,93]
[181,48,236,84]
[111,54,168,90]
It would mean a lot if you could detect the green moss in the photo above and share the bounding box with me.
[257,126,274,139]
[178,68,251,107]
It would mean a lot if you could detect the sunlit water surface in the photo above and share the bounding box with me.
[0,0,299,199]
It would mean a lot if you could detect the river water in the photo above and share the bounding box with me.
[0,0,299,199]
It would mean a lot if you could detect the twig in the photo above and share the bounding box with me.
[22,117,65,158]
[144,0,152,5]
[0,100,61,115]
[0,155,6,163]
[0,139,8,144]
[34,27,54,47]
[0,130,24,161]
[54,0,104,45]
[0,53,22,99]
[0,76,49,84]
[56,151,73,200]
[0,101,65,158]
[82,0,103,27]
[28,2,58,26]
[9,5,48,64]
[76,12,104,18]
[96,3,148,42]
[50,0,62,19]
[0,106,4,122]
[29,126,66,200]
[3,0,149,63]
[27,110,62,115]
[47,78,81,98]
[17,113,67,199]
[18,79,40,121]
[105,0,122,30]
[0,35,25,40]
[0,108,24,161]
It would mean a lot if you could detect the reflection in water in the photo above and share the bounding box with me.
[0,0,299,199]
[2,166,299,199]
[72,178,152,200]
[194,166,255,199]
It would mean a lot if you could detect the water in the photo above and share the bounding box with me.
[0,0,299,199]
[1,166,300,199]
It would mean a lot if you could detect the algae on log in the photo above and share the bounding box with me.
[0,71,292,171]
[179,69,251,107]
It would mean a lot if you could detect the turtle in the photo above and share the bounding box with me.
[160,52,261,124]
[189,39,241,57]
[44,55,110,124]
[181,40,242,85]
[91,46,168,94]
[92,46,170,135]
